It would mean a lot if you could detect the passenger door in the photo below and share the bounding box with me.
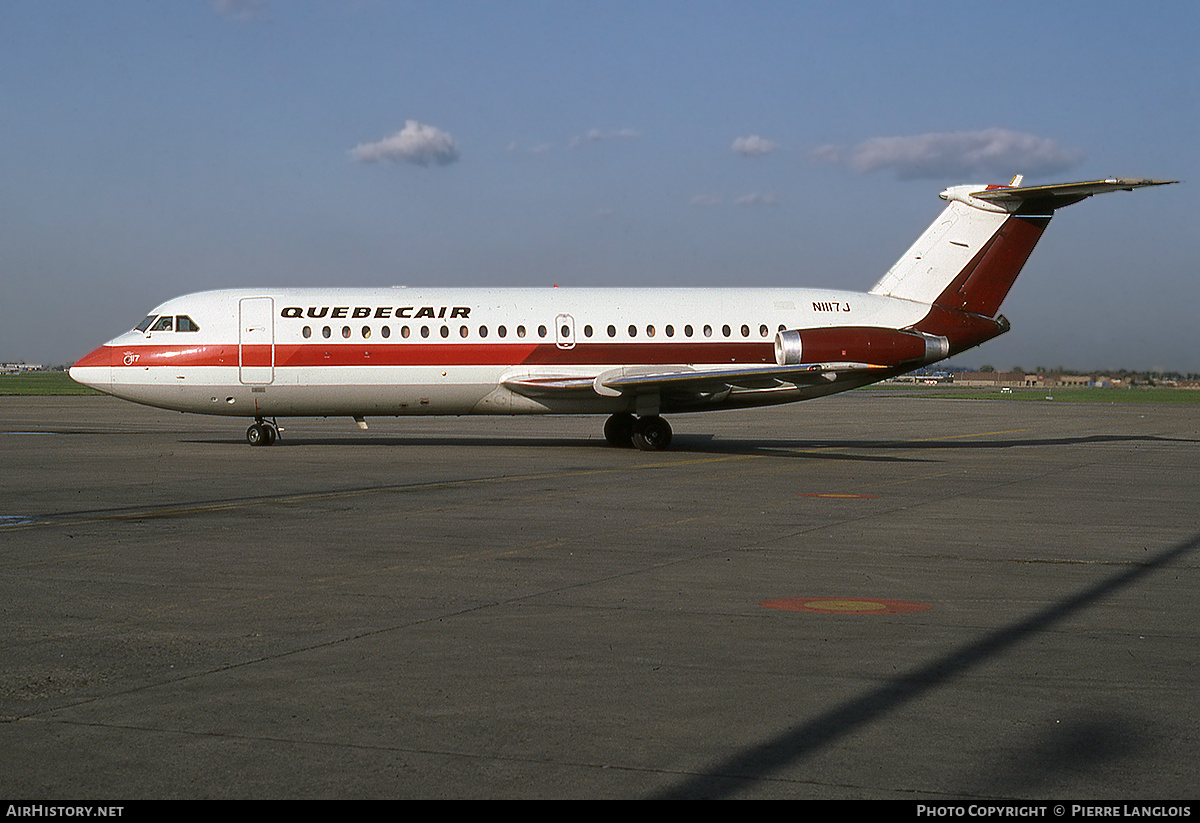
[239,297,275,385]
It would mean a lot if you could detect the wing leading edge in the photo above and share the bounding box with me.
[502,361,889,399]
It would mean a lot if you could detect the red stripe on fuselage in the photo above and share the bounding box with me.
[100,340,778,369]
[72,345,112,368]
[103,345,235,368]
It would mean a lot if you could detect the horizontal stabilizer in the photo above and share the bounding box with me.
[971,178,1177,210]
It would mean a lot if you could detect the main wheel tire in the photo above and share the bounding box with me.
[631,415,672,451]
[603,413,636,447]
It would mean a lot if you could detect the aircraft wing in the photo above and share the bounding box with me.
[502,362,889,399]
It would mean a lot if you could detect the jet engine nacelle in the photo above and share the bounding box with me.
[774,326,949,368]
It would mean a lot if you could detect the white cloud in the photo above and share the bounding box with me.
[812,128,1083,180]
[351,120,460,167]
[734,191,779,207]
[568,128,640,149]
[731,135,779,157]
[505,129,637,156]
[689,191,778,207]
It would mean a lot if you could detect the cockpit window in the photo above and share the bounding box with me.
[135,315,157,332]
[176,315,200,332]
[150,316,174,332]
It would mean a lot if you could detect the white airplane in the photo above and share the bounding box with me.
[70,177,1174,449]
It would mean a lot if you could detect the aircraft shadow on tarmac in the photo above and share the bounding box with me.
[186,431,1197,464]
[669,432,1198,458]
[188,434,933,463]
[647,529,1200,800]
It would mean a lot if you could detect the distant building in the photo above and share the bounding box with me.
[886,369,1197,390]
[1046,373,1093,387]
[951,371,1043,388]
[1,363,44,374]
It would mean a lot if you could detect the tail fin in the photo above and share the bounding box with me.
[870,177,1176,318]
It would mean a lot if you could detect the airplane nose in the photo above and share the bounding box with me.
[69,345,112,392]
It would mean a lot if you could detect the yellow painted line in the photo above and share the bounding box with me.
[911,428,1029,442]
[761,597,932,615]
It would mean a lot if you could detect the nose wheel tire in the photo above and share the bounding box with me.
[246,421,278,447]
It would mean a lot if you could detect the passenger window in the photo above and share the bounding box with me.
[684,325,693,337]
[703,325,712,338]
[381,326,391,338]
[479,325,488,338]
[741,324,749,337]
[440,326,449,338]
[342,326,351,338]
[303,326,312,339]
[538,325,547,338]
[759,324,769,337]
[421,326,430,338]
[722,325,731,337]
[607,325,616,338]
[583,325,593,338]
[665,325,674,337]
[460,326,469,338]
[517,325,527,338]
[498,325,507,338]
[628,325,637,338]
[323,326,332,338]
[362,326,371,339]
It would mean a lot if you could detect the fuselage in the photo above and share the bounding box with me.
[69,285,933,418]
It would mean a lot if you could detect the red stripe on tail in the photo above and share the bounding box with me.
[932,214,1050,317]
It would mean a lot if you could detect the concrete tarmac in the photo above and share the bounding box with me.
[1,392,1197,799]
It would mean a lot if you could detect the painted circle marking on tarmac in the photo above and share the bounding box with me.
[760,597,932,615]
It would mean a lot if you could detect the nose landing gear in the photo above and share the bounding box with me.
[246,418,279,447]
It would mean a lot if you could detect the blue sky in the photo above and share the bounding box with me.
[3,1,1196,372]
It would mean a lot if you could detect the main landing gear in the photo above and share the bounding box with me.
[246,417,279,447]
[604,412,672,451]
